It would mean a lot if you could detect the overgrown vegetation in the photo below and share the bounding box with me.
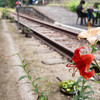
[0,0,20,8]
[0,7,14,19]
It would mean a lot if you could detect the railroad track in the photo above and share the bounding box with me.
[10,12,100,65]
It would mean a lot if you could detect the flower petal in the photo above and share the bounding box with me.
[80,68,95,80]
[72,47,85,60]
[78,27,100,44]
[78,31,88,40]
[87,37,97,44]
[72,47,95,79]
[80,54,95,69]
[66,47,95,80]
[72,47,85,70]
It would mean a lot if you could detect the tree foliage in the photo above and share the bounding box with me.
[0,0,5,7]
[7,0,18,8]
[0,0,21,8]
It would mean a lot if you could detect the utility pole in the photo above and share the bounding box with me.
[17,0,21,29]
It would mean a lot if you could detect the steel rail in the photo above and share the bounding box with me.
[17,12,100,44]
[10,12,100,59]
[19,21,74,58]
[10,12,100,44]
[10,12,79,36]
[9,11,100,81]
[9,12,76,58]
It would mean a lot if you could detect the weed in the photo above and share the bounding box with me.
[9,16,15,23]
[16,54,49,100]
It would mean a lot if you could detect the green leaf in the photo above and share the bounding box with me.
[83,96,89,99]
[40,91,50,95]
[18,75,27,81]
[23,64,27,69]
[33,77,44,82]
[85,91,94,96]
[89,79,100,83]
[84,85,94,94]
[77,76,83,83]
[91,45,98,53]
[94,40,98,46]
[35,82,40,88]
[21,82,32,85]
[27,89,38,94]
[22,59,26,63]
[39,95,46,100]
[83,91,95,99]
[73,76,83,86]
[73,95,82,100]
[32,89,38,94]
[28,69,39,74]
[17,65,24,68]
[28,76,32,80]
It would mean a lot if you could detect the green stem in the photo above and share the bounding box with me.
[17,54,40,100]
[80,78,84,100]
[94,59,100,71]
[24,68,39,100]
[24,68,38,91]
[91,44,100,71]
[20,58,39,95]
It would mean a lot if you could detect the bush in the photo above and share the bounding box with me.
[26,0,29,5]
[2,9,9,19]
[65,0,79,12]
[94,2,100,8]
[9,16,15,23]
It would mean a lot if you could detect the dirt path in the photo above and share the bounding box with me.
[0,19,36,100]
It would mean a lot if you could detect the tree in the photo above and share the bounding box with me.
[0,0,20,8]
[7,0,18,8]
[0,0,5,7]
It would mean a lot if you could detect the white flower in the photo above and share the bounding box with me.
[97,32,100,40]
[78,27,100,44]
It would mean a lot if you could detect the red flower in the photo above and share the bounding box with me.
[66,47,95,80]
